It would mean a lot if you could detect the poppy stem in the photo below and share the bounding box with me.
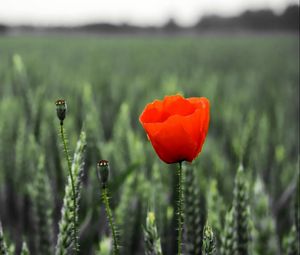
[59,123,79,254]
[101,186,120,255]
[177,161,183,255]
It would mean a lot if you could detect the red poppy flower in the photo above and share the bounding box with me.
[139,94,210,164]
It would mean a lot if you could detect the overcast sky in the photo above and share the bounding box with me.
[0,0,298,26]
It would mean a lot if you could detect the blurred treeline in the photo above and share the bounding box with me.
[0,35,299,254]
[0,4,299,35]
[197,4,299,31]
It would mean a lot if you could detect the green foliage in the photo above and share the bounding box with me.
[144,211,163,255]
[283,224,298,255]
[232,165,250,255]
[32,155,53,255]
[55,131,87,255]
[184,165,206,255]
[20,241,30,255]
[0,222,8,255]
[0,36,298,254]
[202,223,216,255]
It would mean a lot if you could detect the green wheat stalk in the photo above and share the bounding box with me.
[184,165,205,255]
[32,154,53,255]
[206,179,225,247]
[60,123,78,253]
[252,177,279,255]
[20,241,30,255]
[55,99,79,254]
[0,221,8,255]
[115,173,135,254]
[295,172,299,250]
[284,172,300,255]
[202,223,216,255]
[283,224,298,255]
[232,165,250,255]
[220,209,234,255]
[55,131,87,255]
[144,211,163,255]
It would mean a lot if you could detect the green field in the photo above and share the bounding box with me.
[0,35,299,255]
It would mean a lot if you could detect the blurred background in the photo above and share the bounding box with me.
[0,0,299,255]
[0,0,299,34]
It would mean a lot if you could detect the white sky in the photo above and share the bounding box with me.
[0,0,298,26]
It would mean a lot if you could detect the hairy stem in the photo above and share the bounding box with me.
[177,162,183,255]
[60,124,78,254]
[102,187,119,255]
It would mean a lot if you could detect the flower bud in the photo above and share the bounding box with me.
[97,160,109,188]
[55,99,67,124]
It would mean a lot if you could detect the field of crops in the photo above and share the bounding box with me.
[0,34,299,255]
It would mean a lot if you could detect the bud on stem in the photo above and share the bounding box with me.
[97,160,109,188]
[55,99,67,125]
[97,160,119,254]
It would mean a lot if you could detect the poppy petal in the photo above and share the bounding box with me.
[147,114,198,163]
[139,95,210,164]
[162,95,195,117]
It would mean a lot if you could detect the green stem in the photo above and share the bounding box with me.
[102,187,119,255]
[60,123,78,254]
[177,162,183,255]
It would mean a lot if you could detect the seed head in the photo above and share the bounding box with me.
[97,160,110,188]
[55,99,67,124]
